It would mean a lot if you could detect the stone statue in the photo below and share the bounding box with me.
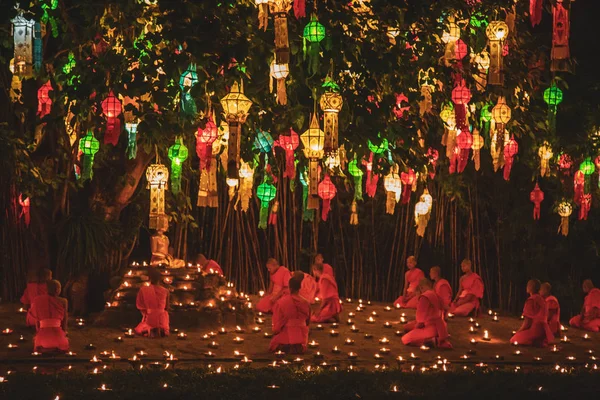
[150,229,184,268]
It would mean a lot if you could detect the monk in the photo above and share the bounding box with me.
[449,259,484,317]
[510,279,554,347]
[315,254,334,277]
[401,278,452,348]
[569,279,600,332]
[430,266,452,314]
[196,254,224,276]
[294,271,317,304]
[134,268,170,337]
[256,259,292,313]
[21,268,52,327]
[540,282,561,336]
[30,280,69,353]
[311,263,343,323]
[394,256,424,309]
[269,274,311,354]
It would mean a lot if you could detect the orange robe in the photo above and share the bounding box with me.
[510,294,554,347]
[134,285,170,336]
[545,295,561,335]
[256,266,291,313]
[269,294,311,353]
[299,273,317,304]
[450,272,484,316]
[30,295,69,353]
[394,268,425,309]
[434,279,452,310]
[402,290,451,348]
[21,282,48,327]
[569,288,600,332]
[311,274,342,323]
[202,260,223,276]
[322,263,334,277]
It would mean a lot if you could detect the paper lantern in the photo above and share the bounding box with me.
[274,128,299,180]
[197,127,221,209]
[146,163,169,231]
[530,183,544,220]
[197,116,218,172]
[557,201,572,236]
[125,123,138,160]
[559,153,572,172]
[37,81,52,118]
[11,14,35,77]
[485,21,509,85]
[318,174,336,221]
[257,181,277,229]
[101,91,122,146]
[471,133,484,171]
[551,1,570,72]
[414,195,431,238]
[456,131,473,173]
[399,169,416,205]
[270,1,292,64]
[320,87,343,152]
[254,130,274,153]
[579,157,595,176]
[303,14,326,75]
[383,168,401,214]
[479,103,492,138]
[454,39,468,60]
[168,138,189,195]
[179,64,198,117]
[221,81,253,179]
[544,84,563,133]
[442,19,460,63]
[451,80,472,151]
[270,61,289,105]
[503,136,518,181]
[238,161,255,212]
[538,143,553,177]
[79,131,100,181]
[530,0,543,27]
[492,96,511,124]
[301,114,325,210]
[348,159,364,201]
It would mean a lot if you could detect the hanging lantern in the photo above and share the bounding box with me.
[11,14,35,77]
[254,130,274,154]
[146,163,169,231]
[427,148,439,178]
[414,192,432,238]
[440,104,458,173]
[454,39,468,61]
[418,68,435,117]
[299,168,314,222]
[255,0,272,31]
[383,167,401,214]
[473,52,490,92]
[471,132,484,171]
[503,136,518,181]
[168,138,189,195]
[274,128,299,180]
[257,181,277,229]
[348,159,364,201]
[238,161,255,212]
[37,81,52,118]
[350,200,358,226]
[270,61,289,105]
[491,97,511,171]
[557,201,572,236]
[479,104,492,141]
[101,91,122,146]
[543,84,563,133]
[400,169,416,205]
[270,1,292,64]
[364,138,388,198]
[578,157,595,220]
[125,122,138,160]
[485,21,509,86]
[530,0,543,27]
[300,114,325,210]
[580,193,592,221]
[538,142,553,177]
[220,81,253,179]
[197,133,222,209]
[303,14,326,75]
[551,0,570,72]
[530,183,544,220]
[196,115,219,172]
[318,174,336,221]
[79,131,100,181]
[179,64,198,117]
[320,80,343,152]
[18,194,31,227]
[559,153,573,174]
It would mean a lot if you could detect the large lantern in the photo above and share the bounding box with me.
[300,114,325,210]
[485,21,509,86]
[196,115,218,172]
[318,174,336,221]
[348,159,364,201]
[274,128,299,180]
[383,167,401,214]
[503,136,518,181]
[179,64,198,117]
[220,81,253,179]
[101,91,122,146]
[168,138,189,195]
[270,1,292,64]
[303,14,326,75]
[551,0,570,72]
[79,131,100,181]
[37,81,52,118]
[11,14,35,77]
[146,163,169,231]
[257,180,277,229]
[530,183,544,220]
[543,84,563,133]
[557,201,572,236]
[270,60,289,105]
[538,142,553,177]
[320,81,343,152]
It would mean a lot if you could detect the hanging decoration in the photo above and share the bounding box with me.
[503,136,518,181]
[418,68,435,117]
[269,200,279,226]
[196,113,219,172]
[543,84,563,133]
[270,0,292,64]
[11,13,35,77]
[293,0,306,19]
[400,168,416,205]
[415,189,433,237]
[125,123,138,159]
[441,17,461,65]
[303,14,326,75]
[274,129,300,180]
[473,52,490,92]
[238,161,255,212]
[220,81,253,179]
[79,131,100,181]
[349,200,358,226]
[538,142,553,177]
[530,0,543,27]
[320,77,343,153]
[479,104,492,141]
[426,148,439,178]
[530,183,544,220]
[257,180,277,229]
[270,60,289,105]
[299,168,314,222]
[101,91,122,146]
[146,162,169,231]
[383,166,401,214]
[491,97,511,172]
[557,201,572,236]
[318,174,336,221]
[551,0,570,72]
[197,132,222,208]
[485,21,509,86]
[179,64,198,117]
[168,138,189,195]
[255,0,271,31]
[348,159,364,201]
[37,81,52,118]
[471,131,484,171]
[440,103,457,173]
[578,158,595,220]
[365,138,388,197]
[300,114,325,210]
[254,130,274,154]
[19,195,31,227]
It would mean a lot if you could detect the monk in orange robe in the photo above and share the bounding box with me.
[570,279,600,332]
[540,282,561,336]
[196,254,224,276]
[510,279,554,347]
[311,263,343,323]
[315,254,334,277]
[449,259,484,317]
[430,266,452,314]
[256,259,292,313]
[402,278,452,348]
[269,274,311,354]
[294,271,317,304]
[135,268,170,337]
[21,268,52,327]
[394,256,424,309]
[30,280,69,353]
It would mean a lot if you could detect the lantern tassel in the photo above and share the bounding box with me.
[126,129,137,160]
[353,176,363,201]
[530,0,543,27]
[350,200,358,225]
[306,41,320,76]
[276,79,287,106]
[259,204,269,230]
[82,155,94,181]
[293,0,306,19]
[302,183,314,222]
[580,194,592,221]
[386,192,396,215]
[104,119,121,146]
[258,4,269,31]
[181,94,197,117]
[321,199,331,221]
[559,217,569,236]
[473,150,481,171]
[401,185,411,205]
[503,155,513,181]
[269,200,279,225]
[283,150,295,179]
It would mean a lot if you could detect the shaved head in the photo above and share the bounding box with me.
[429,266,441,280]
[583,279,595,293]
[540,282,552,297]
[527,279,541,294]
[418,278,433,292]
[47,280,62,296]
[266,258,280,274]
[407,256,417,269]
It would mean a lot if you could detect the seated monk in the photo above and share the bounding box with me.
[196,254,224,276]
[541,282,561,336]
[430,266,452,316]
[449,259,484,317]
[394,256,424,309]
[135,268,170,337]
[269,274,311,354]
[150,229,184,268]
[21,268,52,327]
[294,271,317,304]
[311,263,342,323]
[30,280,69,353]
[510,279,554,347]
[401,278,452,348]
[570,279,600,332]
[315,254,334,277]
[256,259,291,313]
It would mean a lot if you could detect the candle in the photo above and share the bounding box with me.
[379,337,390,344]
[350,325,359,333]
[18,335,25,342]
[124,329,135,338]
[348,352,358,360]
[204,351,216,357]
[256,318,264,325]
[470,338,477,345]
[259,291,265,297]
[493,354,504,360]
[348,312,355,317]
[469,326,476,334]
[332,346,341,354]
[372,311,378,316]
[313,351,323,359]
[384,321,392,328]
[395,330,403,337]
[274,350,286,359]
[252,326,261,333]
[583,334,590,341]
[347,319,354,325]
[493,315,499,322]
[551,345,560,353]
[410,352,419,360]
[332,323,339,328]
[364,333,373,339]
[469,318,474,323]
[419,345,430,352]
[533,356,542,361]
[330,330,339,337]
[90,355,102,364]
[2,329,13,335]
[115,336,123,343]
[308,340,319,348]
[514,350,522,356]
[385,306,392,312]
[561,335,570,343]
[241,356,252,364]
[98,384,111,391]
[233,336,244,343]
[263,332,273,339]
[355,306,363,312]
[399,316,406,324]
[488,309,493,315]
[345,338,355,345]
[67,351,76,357]
[208,341,219,349]
[208,331,217,337]
[396,356,405,364]
[374,353,383,360]
[219,327,227,335]
[395,303,401,309]
[137,350,147,357]
[315,324,324,330]
[367,316,375,324]
[177,332,187,340]
[235,326,245,334]
[18,308,26,313]
[460,354,470,360]
[379,347,390,355]
[566,356,576,361]
[85,344,96,350]
[482,330,491,341]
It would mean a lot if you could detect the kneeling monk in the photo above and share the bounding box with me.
[540,282,561,336]
[449,259,484,317]
[510,279,553,347]
[294,271,317,304]
[394,256,424,309]
[21,268,52,327]
[570,279,600,332]
[402,278,451,348]
[31,280,69,353]
[269,274,311,354]
[311,263,342,323]
[196,254,223,276]
[135,268,170,337]
[256,259,291,313]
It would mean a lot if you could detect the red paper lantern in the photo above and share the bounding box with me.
[400,168,416,204]
[451,82,472,105]
[37,81,52,118]
[196,116,218,171]
[503,136,518,181]
[101,91,122,146]
[559,153,572,171]
[274,129,300,179]
[318,174,336,221]
[529,183,544,220]
[454,39,468,60]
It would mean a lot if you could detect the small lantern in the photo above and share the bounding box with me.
[179,64,198,117]
[254,130,274,154]
[79,131,100,181]
[238,161,255,212]
[454,39,468,60]
[270,0,292,64]
[503,136,518,181]
[318,174,336,221]
[383,167,401,214]
[101,91,122,146]
[538,142,553,177]
[37,81,52,118]
[485,21,509,85]
[530,183,544,220]
[303,14,326,75]
[551,1,570,72]
[557,201,572,236]
[559,153,572,173]
[125,123,138,160]
[274,128,299,180]
[221,81,253,179]
[400,169,416,204]
[11,14,35,77]
[256,181,277,229]
[270,61,289,105]
[320,79,343,152]
[415,190,433,237]
[543,84,563,133]
[442,18,461,63]
[146,163,169,231]
[471,132,484,171]
[301,114,325,210]
[168,138,189,195]
[456,131,473,174]
[196,115,219,172]
[348,159,364,201]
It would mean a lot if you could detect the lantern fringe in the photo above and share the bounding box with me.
[503,156,513,181]
[283,150,295,180]
[401,185,411,205]
[473,150,481,171]
[353,176,363,201]
[302,184,314,222]
[104,119,121,146]
[82,155,94,181]
[579,195,591,220]
[530,0,543,27]
[366,174,378,198]
[259,205,269,229]
[294,0,305,19]
[304,39,320,76]
[558,216,569,236]
[181,94,197,117]
[127,132,137,160]
[416,212,430,237]
[321,199,331,221]
[386,192,396,215]
[276,79,287,105]
[258,4,268,31]
[269,200,279,225]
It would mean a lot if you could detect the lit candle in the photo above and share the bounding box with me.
[315,324,324,330]
[350,325,359,333]
[208,341,219,349]
[493,354,504,360]
[395,303,401,309]
[241,356,252,364]
[177,332,187,340]
[551,345,560,353]
[259,291,265,297]
[561,335,570,343]
[332,346,341,354]
[379,337,390,344]
[97,384,111,391]
[233,336,244,344]
[396,356,405,364]
[372,311,378,316]
[347,319,354,325]
[410,352,419,360]
[566,356,576,361]
[256,318,264,325]
[419,345,430,352]
[330,330,339,337]
[469,326,476,334]
[263,332,273,339]
[399,316,407,324]
[85,344,96,350]
[514,350,522,356]
[385,306,392,312]
[379,347,390,355]
[493,315,499,322]
[274,350,285,359]
[235,326,244,334]
[348,312,355,317]
[18,308,26,314]
[348,352,358,359]
[383,321,392,328]
[219,327,227,335]
[447,312,454,318]
[470,338,477,345]
[469,318,474,323]
[252,326,261,333]
[395,330,402,337]
[90,355,102,364]
[345,338,355,345]
[18,335,25,342]
[364,333,373,339]
[208,331,217,337]
[488,309,493,315]
[482,330,491,341]
[124,329,135,338]
[115,336,123,343]
[137,350,147,357]
[308,340,319,348]
[461,354,469,360]
[583,333,590,341]
[367,316,375,324]
[205,351,216,357]
[2,329,13,335]
[533,356,542,361]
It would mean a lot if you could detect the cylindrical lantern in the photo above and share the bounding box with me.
[168,138,189,195]
[503,136,518,181]
[37,81,52,118]
[79,131,100,181]
[220,81,253,179]
[300,114,325,210]
[270,61,289,105]
[551,1,570,72]
[383,168,401,214]
[318,174,336,221]
[146,163,169,231]
[538,142,553,177]
[11,14,35,77]
[270,1,292,64]
[485,21,509,86]
[303,14,326,75]
[274,128,299,180]
[179,64,198,117]
[196,115,218,172]
[530,183,544,220]
[441,19,460,64]
[400,169,416,204]
[543,84,563,133]
[101,91,122,146]
[557,201,572,236]
[256,181,277,229]
[320,89,343,152]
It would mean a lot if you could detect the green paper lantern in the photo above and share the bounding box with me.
[348,159,364,201]
[254,130,273,153]
[544,84,563,107]
[368,138,389,154]
[79,131,100,181]
[179,64,198,117]
[168,138,189,195]
[303,15,326,43]
[256,181,277,229]
[580,157,595,175]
